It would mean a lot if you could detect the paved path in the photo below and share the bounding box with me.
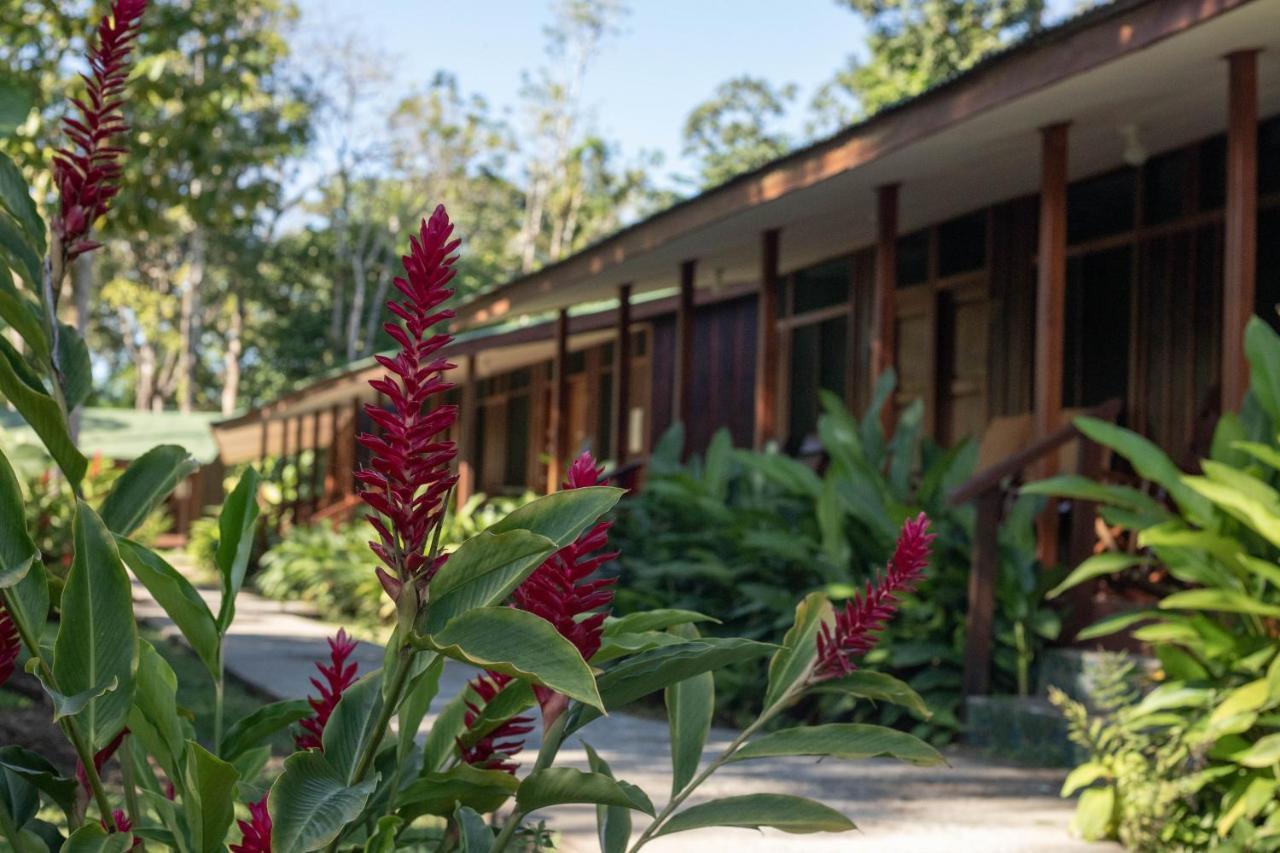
[133,568,1114,853]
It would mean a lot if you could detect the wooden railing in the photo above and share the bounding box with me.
[948,397,1122,697]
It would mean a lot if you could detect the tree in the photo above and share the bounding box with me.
[810,0,1045,132]
[682,76,797,188]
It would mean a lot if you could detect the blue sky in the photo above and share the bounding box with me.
[292,0,1074,186]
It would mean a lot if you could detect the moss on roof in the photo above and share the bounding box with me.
[0,407,221,463]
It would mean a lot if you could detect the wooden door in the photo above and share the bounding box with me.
[894,287,936,432]
[937,280,990,444]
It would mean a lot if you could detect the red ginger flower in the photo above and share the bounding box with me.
[814,512,934,681]
[100,810,140,849]
[76,727,128,794]
[295,629,359,751]
[231,796,272,853]
[53,0,146,262]
[514,452,617,717]
[357,204,459,607]
[456,670,534,775]
[0,601,18,688]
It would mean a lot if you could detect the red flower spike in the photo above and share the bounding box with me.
[456,670,534,775]
[76,727,128,794]
[357,205,460,608]
[0,601,19,688]
[231,796,272,853]
[513,452,618,719]
[52,0,146,263]
[295,629,359,751]
[100,810,141,849]
[814,513,934,681]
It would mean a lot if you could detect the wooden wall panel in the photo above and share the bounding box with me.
[988,196,1038,417]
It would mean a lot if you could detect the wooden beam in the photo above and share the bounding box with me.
[674,260,697,429]
[872,184,899,431]
[1222,49,1259,413]
[1035,122,1070,563]
[457,354,479,505]
[614,284,632,463]
[962,491,1002,696]
[755,230,780,449]
[547,308,570,492]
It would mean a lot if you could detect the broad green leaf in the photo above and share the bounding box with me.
[571,637,775,733]
[0,446,36,588]
[216,469,261,632]
[1235,733,1280,768]
[1210,679,1270,733]
[1073,786,1116,841]
[582,742,630,853]
[221,702,311,763]
[117,539,220,677]
[421,687,470,774]
[0,747,76,822]
[1046,553,1140,599]
[593,630,683,663]
[1231,440,1280,473]
[809,670,931,719]
[29,670,118,721]
[516,768,654,816]
[454,805,493,853]
[458,678,535,751]
[101,445,199,537]
[0,211,40,287]
[1187,462,1280,547]
[396,765,519,820]
[397,655,444,760]
[182,741,239,853]
[363,815,403,853]
[1160,589,1280,618]
[603,609,719,635]
[0,76,32,136]
[1061,762,1109,796]
[53,502,137,748]
[269,750,378,853]
[665,623,712,795]
[654,793,855,837]
[56,322,91,411]
[765,592,833,708]
[322,670,385,784]
[1238,554,1280,589]
[731,723,944,766]
[1245,317,1280,425]
[1075,417,1212,523]
[1021,475,1168,518]
[0,276,48,361]
[128,641,186,783]
[487,486,623,547]
[422,530,556,632]
[1077,609,1157,641]
[61,825,133,853]
[1217,775,1276,837]
[0,153,44,255]
[0,338,86,484]
[417,608,601,711]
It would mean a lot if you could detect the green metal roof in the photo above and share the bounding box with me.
[0,407,221,464]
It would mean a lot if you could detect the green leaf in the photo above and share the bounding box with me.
[1160,589,1280,618]
[1235,733,1280,768]
[1077,609,1157,641]
[458,679,535,751]
[0,76,33,136]
[61,825,134,853]
[592,630,683,663]
[0,210,41,288]
[421,688,470,774]
[0,153,44,255]
[56,322,91,412]
[322,670,385,784]
[582,742,630,853]
[117,539,220,678]
[1245,317,1280,425]
[604,609,719,635]
[655,793,855,837]
[0,274,48,362]
[220,699,312,763]
[216,470,262,632]
[422,530,557,633]
[362,815,403,853]
[731,723,944,766]
[1074,417,1212,523]
[127,641,186,784]
[0,337,87,484]
[397,655,444,761]
[29,670,118,722]
[487,486,623,547]
[516,767,655,817]
[1021,475,1168,518]
[416,608,602,711]
[0,747,77,822]
[101,445,199,537]
[269,751,378,853]
[664,623,712,795]
[1046,553,1140,599]
[0,446,36,589]
[1060,762,1109,796]
[396,764,519,820]
[1073,786,1116,841]
[1218,775,1277,837]
[182,741,239,853]
[454,805,494,853]
[764,592,833,708]
[809,670,931,719]
[53,502,137,748]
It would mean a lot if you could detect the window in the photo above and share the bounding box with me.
[1143,150,1189,226]
[937,212,986,276]
[791,258,850,314]
[1068,169,1135,244]
[504,393,530,486]
[896,230,930,286]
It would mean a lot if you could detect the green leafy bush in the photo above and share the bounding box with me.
[1031,317,1280,848]
[613,378,1060,741]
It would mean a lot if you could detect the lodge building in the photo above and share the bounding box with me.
[211,0,1280,691]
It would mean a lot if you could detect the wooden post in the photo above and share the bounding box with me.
[309,409,323,517]
[755,230,780,449]
[1035,122,1069,564]
[872,185,899,431]
[547,308,570,493]
[962,491,1002,696]
[674,260,696,429]
[292,415,304,523]
[325,404,341,502]
[1222,49,1259,413]
[457,353,479,505]
[258,416,269,473]
[614,284,632,464]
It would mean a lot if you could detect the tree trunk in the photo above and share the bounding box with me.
[345,243,368,363]
[177,229,205,413]
[221,293,243,416]
[136,343,156,411]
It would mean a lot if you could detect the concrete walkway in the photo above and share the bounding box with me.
[133,568,1114,853]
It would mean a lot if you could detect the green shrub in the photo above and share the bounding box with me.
[1031,317,1280,847]
[613,374,1060,741]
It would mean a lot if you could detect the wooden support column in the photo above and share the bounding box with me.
[292,416,304,522]
[547,308,570,493]
[614,284,632,464]
[872,185,898,431]
[308,409,323,516]
[674,260,696,429]
[755,230,780,449]
[962,492,1002,696]
[1223,49,1259,413]
[457,353,479,505]
[1035,122,1070,563]
[325,404,341,502]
